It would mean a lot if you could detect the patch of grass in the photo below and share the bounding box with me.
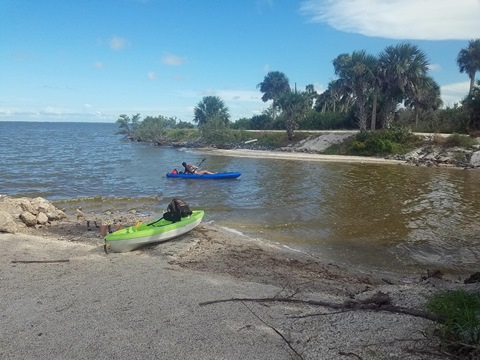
[321,142,348,155]
[426,289,480,358]
[442,133,478,149]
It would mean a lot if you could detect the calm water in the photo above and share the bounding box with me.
[1,121,479,276]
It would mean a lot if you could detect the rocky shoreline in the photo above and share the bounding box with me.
[167,132,480,169]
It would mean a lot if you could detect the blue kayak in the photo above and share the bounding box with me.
[166,172,241,179]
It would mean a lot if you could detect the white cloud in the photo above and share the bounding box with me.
[94,61,104,69]
[441,81,469,107]
[162,53,185,66]
[198,89,262,103]
[147,71,157,80]
[109,36,130,50]
[199,88,268,119]
[300,0,480,40]
[41,106,65,115]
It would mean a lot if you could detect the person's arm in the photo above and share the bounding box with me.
[186,164,196,173]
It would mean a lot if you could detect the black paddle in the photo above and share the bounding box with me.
[197,158,206,169]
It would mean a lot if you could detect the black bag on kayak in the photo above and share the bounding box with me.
[163,198,192,222]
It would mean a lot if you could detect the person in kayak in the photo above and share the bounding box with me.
[182,162,215,175]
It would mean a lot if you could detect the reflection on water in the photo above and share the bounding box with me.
[1,122,479,276]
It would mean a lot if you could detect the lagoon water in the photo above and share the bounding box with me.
[1,121,479,276]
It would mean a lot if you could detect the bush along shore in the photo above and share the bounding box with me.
[126,128,480,169]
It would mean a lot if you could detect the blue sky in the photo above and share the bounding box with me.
[1,0,479,123]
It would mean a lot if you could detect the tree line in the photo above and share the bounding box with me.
[117,39,480,141]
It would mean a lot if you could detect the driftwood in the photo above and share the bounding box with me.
[200,291,447,359]
[200,291,442,323]
[11,259,70,264]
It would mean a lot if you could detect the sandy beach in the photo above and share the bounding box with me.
[206,148,407,165]
[1,204,473,360]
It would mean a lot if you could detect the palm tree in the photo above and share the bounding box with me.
[378,43,430,128]
[462,80,480,130]
[276,90,311,140]
[457,39,480,95]
[333,51,377,131]
[193,96,230,126]
[257,71,290,119]
[304,84,317,109]
[404,75,442,127]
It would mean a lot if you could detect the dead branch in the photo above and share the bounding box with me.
[242,302,303,360]
[199,291,442,323]
[11,259,70,264]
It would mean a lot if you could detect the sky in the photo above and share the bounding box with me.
[1,0,480,123]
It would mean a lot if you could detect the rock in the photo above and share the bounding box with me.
[19,211,38,227]
[31,197,56,214]
[48,209,67,221]
[464,272,480,284]
[36,212,49,225]
[0,196,68,228]
[0,211,17,233]
[470,151,480,167]
[17,198,36,214]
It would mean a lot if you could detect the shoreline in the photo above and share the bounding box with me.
[1,216,471,359]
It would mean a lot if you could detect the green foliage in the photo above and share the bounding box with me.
[250,114,273,130]
[231,114,276,130]
[346,128,415,156]
[443,133,478,148]
[193,96,230,126]
[321,143,347,155]
[174,120,195,129]
[457,39,480,95]
[299,110,356,130]
[230,118,252,130]
[116,113,141,137]
[116,114,197,143]
[133,117,168,143]
[426,289,480,354]
[165,129,198,142]
[257,71,290,104]
[462,80,480,130]
[396,106,470,133]
[276,90,312,140]
[198,114,249,146]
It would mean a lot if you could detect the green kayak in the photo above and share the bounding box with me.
[104,210,204,253]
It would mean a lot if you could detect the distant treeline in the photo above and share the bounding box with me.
[117,39,480,142]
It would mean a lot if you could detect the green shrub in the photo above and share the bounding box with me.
[345,128,414,156]
[299,110,357,130]
[443,133,478,148]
